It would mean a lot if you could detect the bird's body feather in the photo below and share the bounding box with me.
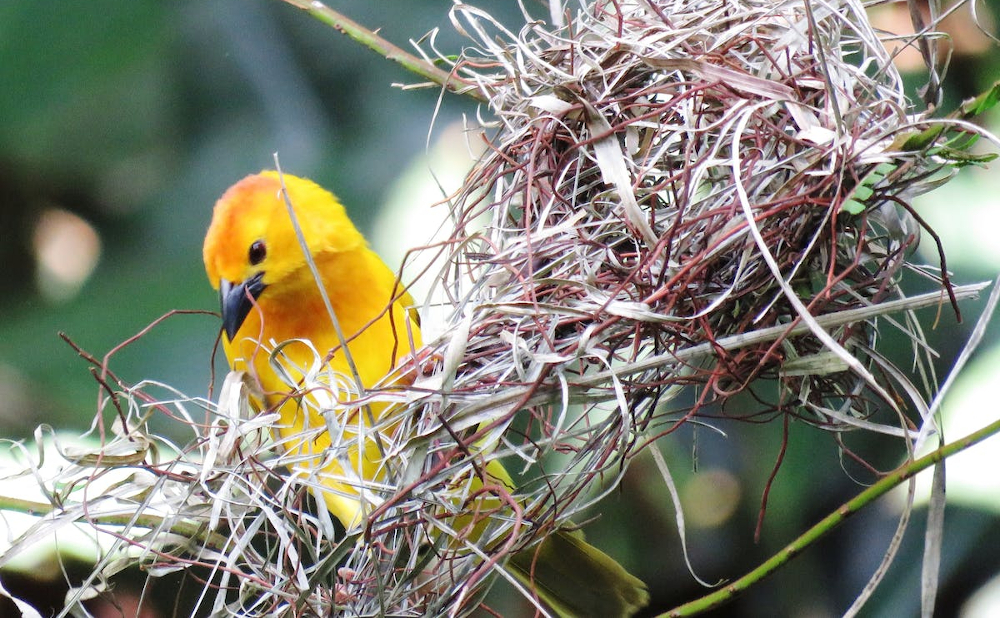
[205,171,419,526]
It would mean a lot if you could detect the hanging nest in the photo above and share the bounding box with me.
[439,0,952,438]
[5,1,995,617]
[369,0,989,612]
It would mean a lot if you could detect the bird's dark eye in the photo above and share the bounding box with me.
[248,240,267,265]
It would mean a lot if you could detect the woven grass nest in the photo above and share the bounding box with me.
[317,0,989,613]
[10,1,994,616]
[213,0,989,614]
[442,0,950,432]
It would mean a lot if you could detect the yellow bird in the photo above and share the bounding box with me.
[203,171,649,617]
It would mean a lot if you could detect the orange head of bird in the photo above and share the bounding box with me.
[203,170,365,341]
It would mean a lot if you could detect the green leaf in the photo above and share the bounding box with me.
[899,125,945,152]
[841,162,895,215]
[958,81,1000,119]
[841,199,865,215]
[932,148,998,167]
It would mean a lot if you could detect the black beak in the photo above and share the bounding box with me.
[220,271,267,341]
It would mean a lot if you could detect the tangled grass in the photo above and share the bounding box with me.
[2,0,998,616]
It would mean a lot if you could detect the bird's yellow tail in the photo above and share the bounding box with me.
[509,529,649,618]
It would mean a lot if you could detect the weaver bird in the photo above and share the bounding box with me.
[203,171,649,617]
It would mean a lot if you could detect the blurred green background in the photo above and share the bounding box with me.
[2,1,1000,616]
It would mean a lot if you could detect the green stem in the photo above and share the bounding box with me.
[660,414,1000,616]
[279,0,488,103]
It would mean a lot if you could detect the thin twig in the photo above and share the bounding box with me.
[279,0,488,102]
